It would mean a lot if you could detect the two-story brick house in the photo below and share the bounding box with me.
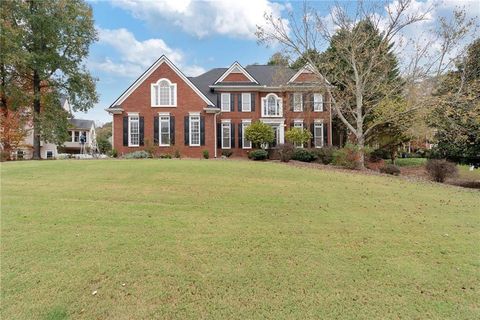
[107,55,332,158]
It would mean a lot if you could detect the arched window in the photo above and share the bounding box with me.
[262,93,282,117]
[151,78,177,107]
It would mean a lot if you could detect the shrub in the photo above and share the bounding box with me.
[244,121,275,148]
[425,159,458,182]
[285,128,312,147]
[160,153,172,159]
[174,149,181,158]
[222,150,233,158]
[144,139,155,158]
[291,149,316,162]
[248,149,268,161]
[332,143,361,169]
[380,164,401,176]
[202,150,209,159]
[369,148,389,162]
[124,150,149,159]
[277,143,294,162]
[312,147,336,164]
[109,148,118,158]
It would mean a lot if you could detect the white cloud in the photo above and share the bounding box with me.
[110,0,289,39]
[89,27,205,78]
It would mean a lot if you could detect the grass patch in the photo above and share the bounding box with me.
[1,160,479,319]
[395,158,427,167]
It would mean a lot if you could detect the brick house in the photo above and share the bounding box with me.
[106,55,333,158]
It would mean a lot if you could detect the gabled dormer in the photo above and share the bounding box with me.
[214,61,258,84]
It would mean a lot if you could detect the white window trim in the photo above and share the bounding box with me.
[314,122,324,148]
[293,120,304,148]
[261,93,283,117]
[314,93,324,112]
[293,93,303,112]
[189,115,200,147]
[221,93,231,112]
[242,120,252,149]
[241,93,251,112]
[128,115,140,147]
[151,78,177,107]
[221,121,231,149]
[159,115,170,147]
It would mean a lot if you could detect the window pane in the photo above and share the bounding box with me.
[242,93,251,111]
[242,123,251,148]
[293,93,303,111]
[222,123,231,149]
[160,116,170,145]
[130,117,139,146]
[221,93,230,111]
[190,116,200,145]
[314,94,323,111]
[314,124,323,147]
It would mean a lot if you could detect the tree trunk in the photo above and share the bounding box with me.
[32,70,41,160]
[357,135,365,170]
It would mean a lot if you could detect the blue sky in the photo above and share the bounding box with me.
[77,0,479,124]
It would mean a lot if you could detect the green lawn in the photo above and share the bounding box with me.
[395,157,427,167]
[1,160,479,319]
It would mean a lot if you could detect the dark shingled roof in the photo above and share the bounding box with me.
[69,118,95,130]
[188,68,226,103]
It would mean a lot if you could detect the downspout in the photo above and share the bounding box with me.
[329,94,333,146]
[214,110,221,158]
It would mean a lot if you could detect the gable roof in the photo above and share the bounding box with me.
[107,55,214,109]
[288,63,317,83]
[69,118,95,130]
[214,61,258,84]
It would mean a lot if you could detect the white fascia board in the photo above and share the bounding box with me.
[214,61,258,84]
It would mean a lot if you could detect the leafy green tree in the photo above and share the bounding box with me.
[2,0,98,159]
[244,121,275,149]
[285,128,312,147]
[290,49,322,70]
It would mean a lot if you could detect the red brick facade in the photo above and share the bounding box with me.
[108,57,332,158]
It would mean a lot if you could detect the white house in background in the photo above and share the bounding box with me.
[13,97,97,160]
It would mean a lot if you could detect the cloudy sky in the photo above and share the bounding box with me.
[79,0,479,124]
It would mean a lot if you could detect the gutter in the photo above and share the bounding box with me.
[203,107,222,158]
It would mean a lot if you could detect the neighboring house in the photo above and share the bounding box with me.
[106,55,333,158]
[14,98,97,159]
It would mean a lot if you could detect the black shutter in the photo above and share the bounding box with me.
[231,123,235,148]
[323,123,328,146]
[200,116,205,146]
[302,93,307,111]
[310,123,315,148]
[184,116,189,146]
[289,93,294,111]
[251,93,255,111]
[238,94,242,112]
[290,121,294,129]
[217,123,221,148]
[230,94,234,112]
[238,123,243,149]
[154,116,159,145]
[217,93,221,108]
[170,116,175,145]
[139,116,144,146]
[123,116,128,146]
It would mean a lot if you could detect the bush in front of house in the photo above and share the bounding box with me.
[109,148,118,158]
[311,146,336,164]
[221,150,233,158]
[124,150,149,159]
[291,148,316,162]
[160,153,172,159]
[202,150,209,159]
[332,143,361,169]
[248,149,268,161]
[244,121,275,148]
[380,164,401,176]
[369,148,390,162]
[277,143,295,162]
[425,159,458,182]
[174,149,181,158]
[284,128,312,148]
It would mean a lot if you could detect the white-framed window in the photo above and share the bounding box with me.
[189,115,200,146]
[46,151,54,159]
[128,115,140,147]
[293,93,303,112]
[262,93,282,117]
[73,131,80,142]
[314,93,324,112]
[293,121,304,148]
[242,121,252,149]
[241,93,251,112]
[221,93,231,112]
[159,115,170,146]
[17,150,24,159]
[221,121,231,149]
[151,78,177,107]
[314,122,324,148]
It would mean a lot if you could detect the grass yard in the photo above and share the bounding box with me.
[1,159,479,319]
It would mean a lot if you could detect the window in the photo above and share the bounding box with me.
[17,150,24,160]
[46,151,53,159]
[293,93,303,112]
[314,122,324,148]
[152,79,176,106]
[241,93,251,112]
[74,131,80,142]
[221,122,231,149]
[67,131,73,142]
[294,121,304,148]
[221,93,231,112]
[242,121,252,149]
[314,93,324,112]
[262,93,282,117]
[189,115,200,146]
[129,116,140,146]
[159,116,170,146]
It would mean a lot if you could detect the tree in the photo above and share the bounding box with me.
[267,52,290,66]
[290,49,322,70]
[256,1,433,168]
[0,108,29,160]
[285,127,312,147]
[427,38,480,164]
[2,0,98,159]
[244,121,275,149]
[96,122,112,154]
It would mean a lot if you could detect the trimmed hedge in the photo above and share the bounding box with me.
[248,149,268,161]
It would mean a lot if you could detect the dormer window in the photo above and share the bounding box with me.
[151,78,177,107]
